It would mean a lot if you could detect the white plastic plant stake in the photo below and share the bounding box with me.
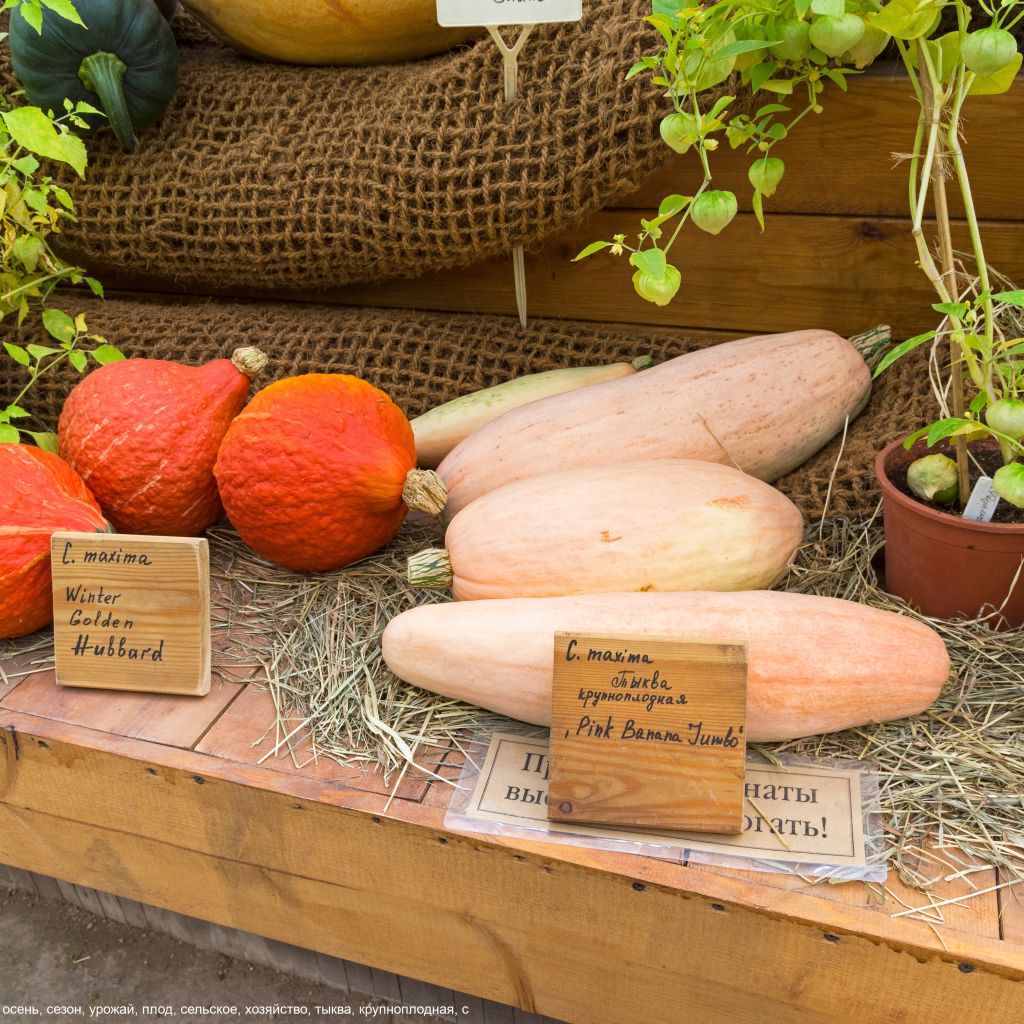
[436,0,584,329]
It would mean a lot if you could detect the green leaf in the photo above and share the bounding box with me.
[27,343,59,362]
[811,0,844,16]
[749,61,779,92]
[25,430,58,453]
[40,0,87,25]
[968,51,1022,95]
[872,330,937,378]
[22,188,49,216]
[573,241,611,261]
[994,290,1024,308]
[631,248,668,277]
[0,422,21,443]
[12,154,39,175]
[933,300,970,319]
[19,2,42,33]
[751,188,765,231]
[870,0,941,41]
[925,417,975,447]
[716,39,779,60]
[84,277,104,297]
[822,68,848,91]
[68,349,88,373]
[1,106,87,177]
[51,186,74,211]
[3,341,30,367]
[11,235,43,273]
[90,344,124,366]
[42,307,77,343]
[658,193,690,217]
[5,405,29,419]
[795,0,812,16]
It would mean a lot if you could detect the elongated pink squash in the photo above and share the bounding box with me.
[408,460,803,599]
[381,591,949,741]
[439,329,872,516]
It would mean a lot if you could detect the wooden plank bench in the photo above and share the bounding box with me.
[1,635,1022,1024]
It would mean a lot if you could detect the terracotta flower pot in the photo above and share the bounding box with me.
[876,437,1024,627]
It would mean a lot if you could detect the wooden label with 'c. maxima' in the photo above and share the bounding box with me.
[50,532,211,697]
[548,632,748,833]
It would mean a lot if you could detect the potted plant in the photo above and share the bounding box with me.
[578,0,1024,625]
[867,0,1024,626]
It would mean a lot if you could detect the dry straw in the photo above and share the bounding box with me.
[2,514,1021,887]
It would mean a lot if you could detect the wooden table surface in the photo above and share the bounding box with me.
[1,636,1022,1023]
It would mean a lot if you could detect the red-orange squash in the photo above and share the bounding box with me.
[0,444,109,639]
[58,347,267,536]
[213,374,447,572]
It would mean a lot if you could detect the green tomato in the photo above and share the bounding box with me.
[843,24,890,69]
[748,156,785,198]
[632,265,682,307]
[986,397,1024,442]
[660,112,700,155]
[809,14,866,58]
[907,454,959,505]
[770,19,811,62]
[690,190,738,236]
[962,28,1018,79]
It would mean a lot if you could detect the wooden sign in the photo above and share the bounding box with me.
[50,532,211,697]
[437,0,582,27]
[548,633,748,833]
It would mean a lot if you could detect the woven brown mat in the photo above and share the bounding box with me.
[0,297,937,520]
[0,1,679,294]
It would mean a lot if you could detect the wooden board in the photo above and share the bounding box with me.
[548,634,746,832]
[625,77,1024,220]
[51,533,211,696]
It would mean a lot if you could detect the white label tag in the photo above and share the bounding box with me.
[963,476,1000,522]
[437,0,583,27]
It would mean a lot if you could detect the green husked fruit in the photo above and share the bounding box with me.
[748,157,785,197]
[962,28,1018,79]
[809,14,866,58]
[843,24,890,69]
[907,453,959,505]
[691,190,739,236]
[9,0,179,153]
[770,20,811,62]
[660,112,700,155]
[994,462,1024,509]
[632,266,681,306]
[986,397,1024,442]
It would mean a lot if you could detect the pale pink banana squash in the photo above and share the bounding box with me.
[410,460,804,600]
[381,591,949,741]
[438,329,872,516]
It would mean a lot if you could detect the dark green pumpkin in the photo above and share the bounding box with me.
[9,0,179,153]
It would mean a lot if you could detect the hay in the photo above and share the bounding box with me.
[3,513,1022,886]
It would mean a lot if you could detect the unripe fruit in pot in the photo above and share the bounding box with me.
[59,347,267,537]
[660,112,700,155]
[214,374,447,573]
[770,19,811,62]
[907,454,959,505]
[632,265,681,306]
[0,444,109,638]
[962,28,1018,79]
[986,397,1024,442]
[809,14,865,58]
[994,463,1024,509]
[691,190,738,236]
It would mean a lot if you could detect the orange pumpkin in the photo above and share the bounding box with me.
[58,347,267,536]
[0,444,109,639]
[214,374,447,572]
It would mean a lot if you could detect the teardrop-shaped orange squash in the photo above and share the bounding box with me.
[0,444,109,639]
[214,374,446,572]
[58,347,266,536]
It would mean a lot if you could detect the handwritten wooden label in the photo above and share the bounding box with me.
[548,633,747,833]
[50,532,211,697]
[436,0,582,27]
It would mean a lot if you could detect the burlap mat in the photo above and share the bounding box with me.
[0,298,937,520]
[0,1,679,293]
